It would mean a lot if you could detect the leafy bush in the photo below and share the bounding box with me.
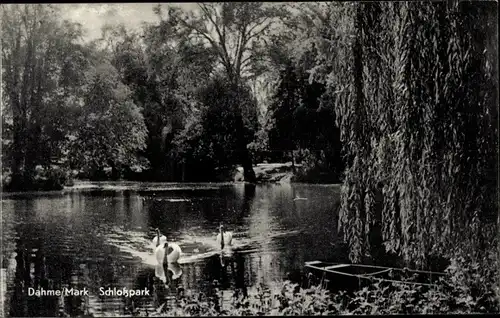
[34,165,73,190]
[293,149,342,184]
[140,282,338,317]
[2,165,73,191]
[1,168,12,190]
[348,248,499,314]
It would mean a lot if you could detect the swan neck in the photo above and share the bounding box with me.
[163,242,169,265]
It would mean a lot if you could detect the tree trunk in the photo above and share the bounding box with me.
[10,121,26,190]
[10,110,30,191]
[108,160,121,180]
[242,148,256,183]
[23,133,38,190]
[10,136,23,190]
[181,161,186,182]
[231,82,257,183]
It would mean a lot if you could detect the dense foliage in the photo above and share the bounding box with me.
[1,3,353,187]
[0,3,290,186]
[288,2,498,267]
[267,63,344,182]
[2,5,90,189]
[171,76,258,181]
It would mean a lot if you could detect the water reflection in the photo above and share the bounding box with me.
[154,262,183,284]
[2,182,341,317]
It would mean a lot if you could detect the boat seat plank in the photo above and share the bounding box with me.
[324,264,350,270]
[305,261,324,266]
[362,268,392,276]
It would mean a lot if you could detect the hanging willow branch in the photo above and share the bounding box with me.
[328,2,497,268]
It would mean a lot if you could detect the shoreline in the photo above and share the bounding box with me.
[1,180,342,197]
[2,161,342,194]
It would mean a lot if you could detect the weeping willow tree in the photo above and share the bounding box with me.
[316,2,498,268]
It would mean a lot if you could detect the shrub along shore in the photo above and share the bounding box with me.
[1,161,326,192]
[127,247,499,317]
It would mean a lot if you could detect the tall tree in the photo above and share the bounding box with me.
[266,2,345,180]
[159,3,288,182]
[268,64,299,163]
[101,22,217,180]
[69,61,148,179]
[1,4,90,189]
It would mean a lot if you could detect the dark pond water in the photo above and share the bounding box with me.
[1,181,342,317]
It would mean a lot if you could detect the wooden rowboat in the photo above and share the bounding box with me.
[304,261,446,292]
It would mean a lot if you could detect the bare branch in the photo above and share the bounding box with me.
[174,9,232,75]
[247,20,274,43]
[240,55,272,74]
[245,16,268,37]
[240,54,253,70]
[233,18,249,77]
[198,3,232,72]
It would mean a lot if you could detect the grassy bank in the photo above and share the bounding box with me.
[234,162,341,184]
[234,162,297,183]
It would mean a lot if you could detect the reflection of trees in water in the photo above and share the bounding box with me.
[246,186,284,288]
[232,253,249,298]
[9,218,60,317]
[146,199,190,234]
[176,252,251,301]
[4,185,343,316]
[6,195,156,317]
[241,183,256,218]
[193,184,257,224]
[2,201,18,318]
[113,191,126,226]
[130,194,147,231]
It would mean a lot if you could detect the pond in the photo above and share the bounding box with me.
[1,181,343,317]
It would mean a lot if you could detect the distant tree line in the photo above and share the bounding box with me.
[1,3,348,189]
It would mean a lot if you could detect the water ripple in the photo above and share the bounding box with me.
[2,182,340,317]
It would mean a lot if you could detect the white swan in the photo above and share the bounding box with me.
[155,242,182,264]
[215,223,233,250]
[151,228,167,249]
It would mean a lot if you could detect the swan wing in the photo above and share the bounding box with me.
[216,233,222,245]
[225,232,233,245]
[171,243,182,254]
[166,243,182,263]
